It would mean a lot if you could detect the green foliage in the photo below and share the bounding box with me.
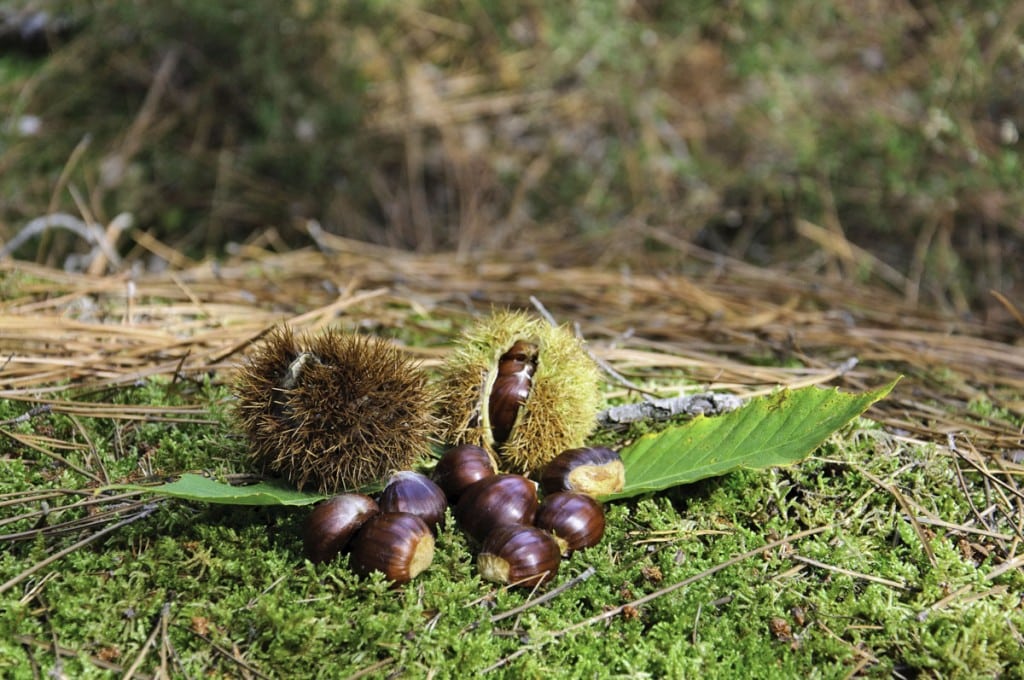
[118,473,328,506]
[112,380,895,505]
[611,380,897,499]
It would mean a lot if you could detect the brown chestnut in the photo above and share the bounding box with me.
[348,512,435,584]
[433,444,496,502]
[378,471,447,532]
[534,492,606,554]
[539,446,625,498]
[488,341,537,444]
[477,525,561,588]
[303,493,379,564]
[454,473,538,543]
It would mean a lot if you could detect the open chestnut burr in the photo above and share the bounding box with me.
[434,310,603,474]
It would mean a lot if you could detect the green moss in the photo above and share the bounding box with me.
[3,376,1023,677]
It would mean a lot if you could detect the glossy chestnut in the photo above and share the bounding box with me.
[378,471,447,532]
[454,473,538,543]
[477,524,561,587]
[303,493,379,564]
[433,444,495,502]
[347,512,435,584]
[534,492,606,554]
[539,446,625,498]
[488,340,537,444]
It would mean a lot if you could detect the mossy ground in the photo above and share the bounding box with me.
[2,378,1022,678]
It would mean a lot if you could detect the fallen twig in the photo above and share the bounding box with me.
[15,634,152,679]
[0,403,52,426]
[483,524,832,672]
[490,566,596,624]
[0,502,160,596]
[597,392,743,426]
[530,294,660,399]
[122,601,171,679]
[789,554,906,589]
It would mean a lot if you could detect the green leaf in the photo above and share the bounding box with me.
[117,474,326,506]
[604,379,899,500]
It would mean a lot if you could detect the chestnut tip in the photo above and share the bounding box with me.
[433,444,495,502]
[454,473,538,543]
[378,470,448,532]
[534,491,606,554]
[303,493,379,564]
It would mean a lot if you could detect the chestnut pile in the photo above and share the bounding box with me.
[303,444,624,588]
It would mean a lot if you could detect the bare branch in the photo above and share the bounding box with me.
[597,392,743,427]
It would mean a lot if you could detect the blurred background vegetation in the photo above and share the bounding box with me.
[1,0,1021,317]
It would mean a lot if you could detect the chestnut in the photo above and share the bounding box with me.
[534,492,606,554]
[539,446,625,498]
[433,444,495,502]
[477,525,561,588]
[488,341,537,444]
[454,474,538,543]
[303,493,379,564]
[348,512,435,584]
[378,471,447,532]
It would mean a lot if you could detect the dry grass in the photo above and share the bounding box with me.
[2,224,1020,460]
[2,2,1022,313]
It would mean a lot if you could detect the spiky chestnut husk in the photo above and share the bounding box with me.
[232,325,434,493]
[435,310,602,474]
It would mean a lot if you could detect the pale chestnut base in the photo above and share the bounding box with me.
[408,534,436,579]
[477,553,511,584]
[568,460,625,497]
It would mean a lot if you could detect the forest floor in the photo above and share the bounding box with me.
[1,233,1022,678]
